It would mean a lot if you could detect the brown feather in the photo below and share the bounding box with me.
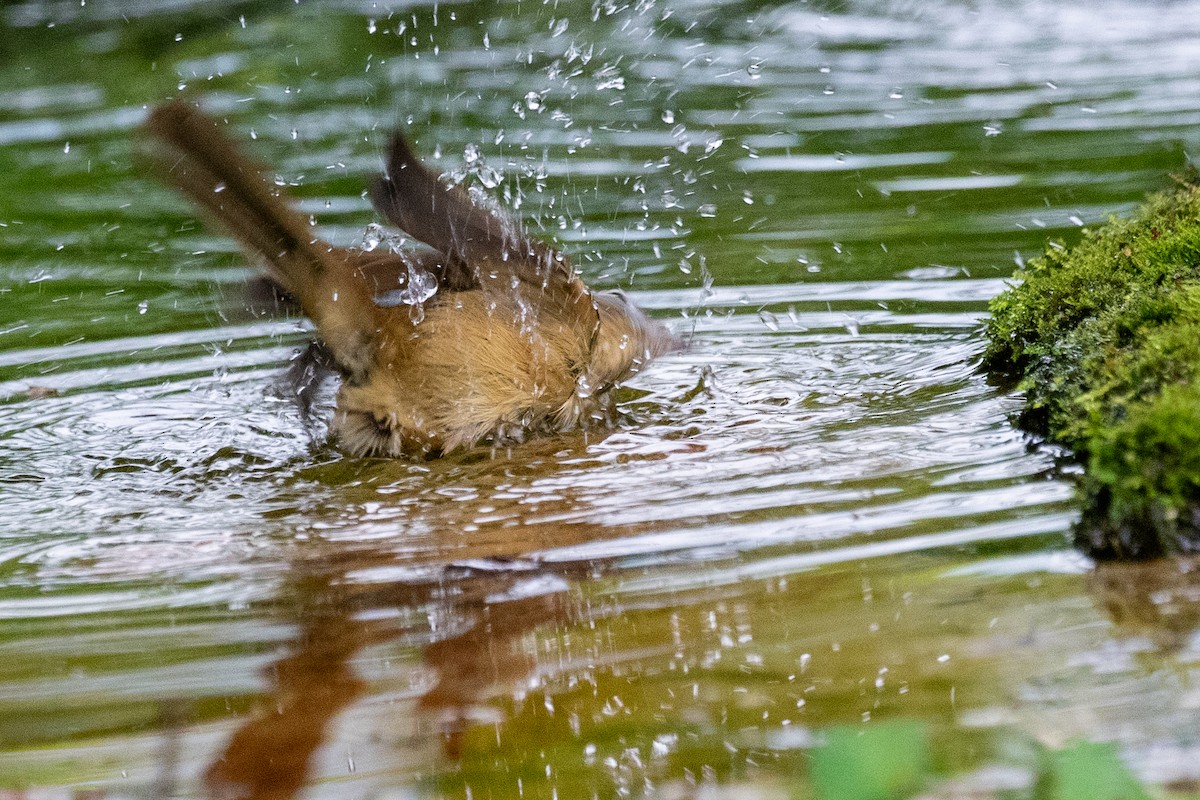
[143,100,681,458]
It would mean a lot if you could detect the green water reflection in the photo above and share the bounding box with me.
[2,0,1200,797]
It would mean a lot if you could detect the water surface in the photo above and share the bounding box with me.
[2,0,1200,796]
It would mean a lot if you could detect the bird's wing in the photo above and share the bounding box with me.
[369,132,586,305]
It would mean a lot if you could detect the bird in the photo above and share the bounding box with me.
[141,100,680,458]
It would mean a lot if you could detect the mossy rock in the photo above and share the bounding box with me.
[983,176,1200,559]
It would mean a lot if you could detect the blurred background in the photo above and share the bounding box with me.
[1,0,1200,797]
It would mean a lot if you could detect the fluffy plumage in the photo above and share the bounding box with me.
[143,100,679,457]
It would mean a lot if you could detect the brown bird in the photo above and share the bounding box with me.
[142,100,679,458]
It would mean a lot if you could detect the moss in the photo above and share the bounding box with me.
[983,178,1200,558]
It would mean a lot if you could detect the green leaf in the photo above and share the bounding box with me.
[807,720,929,800]
[1039,741,1151,800]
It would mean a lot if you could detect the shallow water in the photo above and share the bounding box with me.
[2,0,1200,797]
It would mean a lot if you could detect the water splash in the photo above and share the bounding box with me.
[448,143,503,189]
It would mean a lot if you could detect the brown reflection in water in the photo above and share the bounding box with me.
[195,426,688,799]
[1089,557,1200,653]
[418,577,571,760]
[202,531,593,800]
[204,568,374,800]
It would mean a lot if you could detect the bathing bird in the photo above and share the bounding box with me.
[143,100,678,457]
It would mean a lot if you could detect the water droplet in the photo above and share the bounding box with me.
[888,87,904,100]
[360,222,385,251]
[213,182,225,193]
[523,91,542,111]
[661,109,675,124]
[747,61,763,79]
[367,18,376,33]
[595,65,625,91]
[373,256,440,320]
[137,300,149,315]
[759,310,779,331]
[62,141,69,154]
[700,258,713,292]
[698,204,717,218]
[478,166,502,188]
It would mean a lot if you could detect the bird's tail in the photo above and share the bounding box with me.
[142,100,385,379]
[141,100,330,312]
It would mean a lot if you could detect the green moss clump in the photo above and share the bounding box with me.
[983,178,1200,558]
